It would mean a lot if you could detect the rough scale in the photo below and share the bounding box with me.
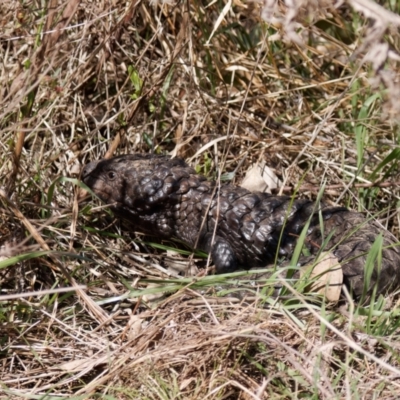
[82,154,400,298]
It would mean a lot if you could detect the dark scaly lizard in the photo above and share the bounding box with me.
[81,154,400,298]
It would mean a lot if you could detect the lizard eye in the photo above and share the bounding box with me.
[107,171,116,180]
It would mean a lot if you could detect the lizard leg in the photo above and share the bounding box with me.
[201,233,238,273]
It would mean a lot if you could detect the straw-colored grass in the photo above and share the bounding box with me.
[1,0,400,398]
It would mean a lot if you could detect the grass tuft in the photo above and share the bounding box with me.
[1,0,400,398]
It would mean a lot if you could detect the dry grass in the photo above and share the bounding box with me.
[2,0,400,398]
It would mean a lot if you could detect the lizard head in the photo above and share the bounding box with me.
[81,156,131,206]
[82,154,202,215]
[81,154,178,210]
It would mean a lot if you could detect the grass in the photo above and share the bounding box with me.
[1,0,400,398]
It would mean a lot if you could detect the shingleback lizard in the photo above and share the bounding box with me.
[82,153,400,298]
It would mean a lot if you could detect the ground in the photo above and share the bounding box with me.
[1,1,400,399]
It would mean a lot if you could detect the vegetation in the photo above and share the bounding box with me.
[1,0,400,398]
